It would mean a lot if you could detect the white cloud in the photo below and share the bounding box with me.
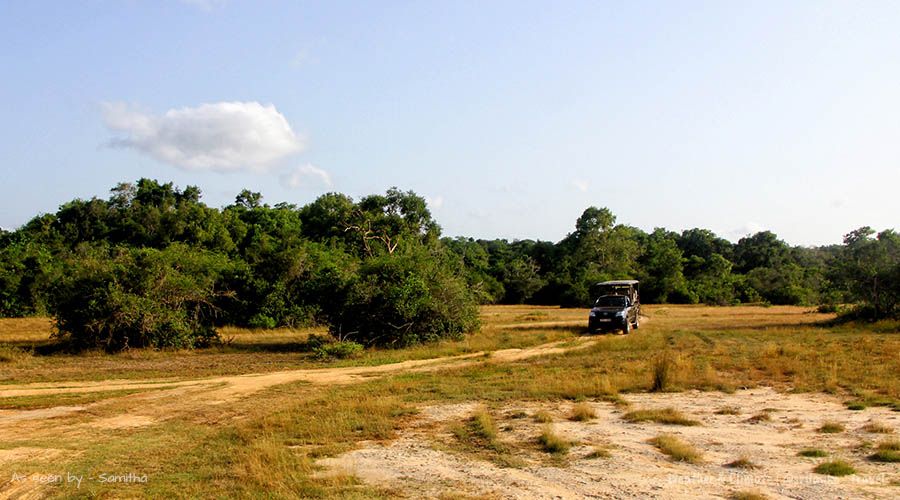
[571,179,589,192]
[728,221,764,240]
[102,101,303,172]
[426,195,445,210]
[280,163,332,189]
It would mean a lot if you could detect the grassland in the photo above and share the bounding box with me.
[0,304,898,498]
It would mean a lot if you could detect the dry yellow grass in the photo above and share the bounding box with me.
[2,304,900,498]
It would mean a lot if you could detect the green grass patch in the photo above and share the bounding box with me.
[817,421,845,434]
[870,440,900,462]
[798,448,828,458]
[813,460,856,476]
[0,388,163,410]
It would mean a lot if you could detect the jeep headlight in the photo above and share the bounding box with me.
[589,310,597,317]
[615,311,625,317]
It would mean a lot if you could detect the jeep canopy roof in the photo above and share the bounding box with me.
[592,280,639,304]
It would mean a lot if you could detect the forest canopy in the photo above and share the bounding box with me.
[0,179,895,351]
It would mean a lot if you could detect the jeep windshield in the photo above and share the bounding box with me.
[594,296,627,308]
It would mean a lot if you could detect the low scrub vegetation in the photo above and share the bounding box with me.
[817,421,845,434]
[798,448,828,458]
[537,425,573,455]
[870,440,900,462]
[715,406,740,415]
[746,411,772,424]
[533,410,554,423]
[730,491,768,500]
[650,434,703,463]
[568,402,597,421]
[813,460,856,476]
[585,446,611,459]
[861,421,893,434]
[623,407,700,426]
[725,456,760,469]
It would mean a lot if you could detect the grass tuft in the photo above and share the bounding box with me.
[745,412,771,424]
[651,352,676,392]
[533,410,554,423]
[862,421,894,434]
[715,406,741,415]
[649,434,703,463]
[569,402,597,421]
[585,446,611,459]
[817,421,845,434]
[623,407,700,426]
[730,491,768,500]
[870,440,900,462]
[537,425,572,455]
[725,456,760,469]
[798,448,828,458]
[813,460,856,476]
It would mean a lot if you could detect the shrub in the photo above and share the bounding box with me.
[324,248,480,347]
[50,244,231,351]
[312,341,364,360]
[798,449,827,458]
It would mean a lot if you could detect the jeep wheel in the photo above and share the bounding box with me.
[622,321,631,335]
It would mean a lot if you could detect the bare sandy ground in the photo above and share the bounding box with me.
[319,388,900,499]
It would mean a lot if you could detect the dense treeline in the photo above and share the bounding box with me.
[0,179,896,350]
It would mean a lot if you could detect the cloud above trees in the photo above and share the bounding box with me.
[102,101,303,172]
[280,163,332,189]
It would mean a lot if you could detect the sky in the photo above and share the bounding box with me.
[1,0,898,246]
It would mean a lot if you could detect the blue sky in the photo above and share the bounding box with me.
[1,0,898,246]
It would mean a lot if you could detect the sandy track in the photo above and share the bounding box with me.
[0,337,597,431]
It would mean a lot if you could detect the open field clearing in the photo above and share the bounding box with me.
[1,305,899,498]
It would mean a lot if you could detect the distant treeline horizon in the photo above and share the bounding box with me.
[0,179,896,350]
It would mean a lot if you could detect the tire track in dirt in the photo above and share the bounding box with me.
[0,337,599,436]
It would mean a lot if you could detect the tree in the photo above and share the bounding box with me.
[833,227,900,318]
[322,246,479,347]
[638,229,688,303]
[50,244,233,351]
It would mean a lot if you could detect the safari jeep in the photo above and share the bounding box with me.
[587,280,640,335]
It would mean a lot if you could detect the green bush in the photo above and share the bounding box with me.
[50,244,232,351]
[324,247,480,347]
[313,340,364,360]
